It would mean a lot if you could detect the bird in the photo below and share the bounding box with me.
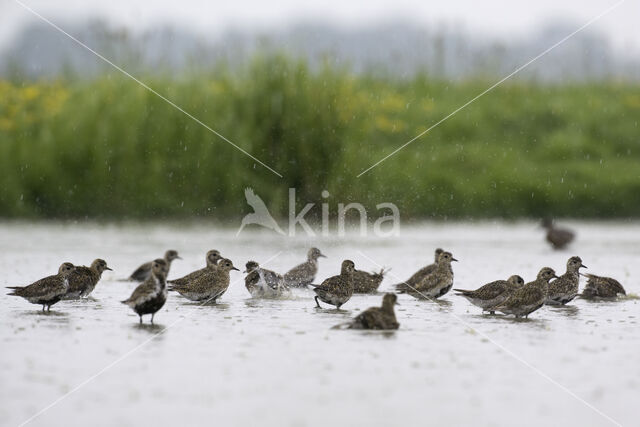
[541,218,575,250]
[454,275,525,314]
[236,187,285,235]
[333,293,400,330]
[493,267,557,318]
[351,267,388,294]
[283,247,327,288]
[580,274,626,299]
[121,259,169,324]
[7,262,76,311]
[129,250,181,282]
[395,251,457,299]
[390,248,444,290]
[311,260,355,309]
[64,259,112,299]
[169,258,239,303]
[546,256,587,305]
[244,261,290,298]
[167,250,222,287]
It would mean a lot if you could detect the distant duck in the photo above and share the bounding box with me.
[283,247,327,288]
[334,293,400,330]
[546,256,586,305]
[351,266,388,293]
[395,251,457,299]
[454,275,525,314]
[391,248,443,290]
[169,258,239,303]
[65,259,112,298]
[541,218,575,250]
[121,259,168,324]
[129,250,181,282]
[581,273,626,299]
[244,261,290,298]
[311,260,355,309]
[168,250,222,287]
[236,187,285,235]
[494,267,557,318]
[7,262,76,311]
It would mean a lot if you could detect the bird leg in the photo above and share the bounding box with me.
[314,296,321,308]
[151,313,155,324]
[139,315,143,324]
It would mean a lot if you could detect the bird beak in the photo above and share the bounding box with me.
[451,258,459,262]
[176,256,183,260]
[319,254,327,258]
[580,264,587,269]
[395,301,400,306]
[105,267,113,271]
[231,267,240,271]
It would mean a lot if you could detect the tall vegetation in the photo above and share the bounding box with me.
[1,55,639,220]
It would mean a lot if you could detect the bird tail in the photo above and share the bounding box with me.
[393,282,409,293]
[372,267,390,280]
[330,322,352,330]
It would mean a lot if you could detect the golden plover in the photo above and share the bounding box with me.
[121,259,169,324]
[312,260,355,309]
[283,247,326,288]
[129,249,181,282]
[7,262,76,311]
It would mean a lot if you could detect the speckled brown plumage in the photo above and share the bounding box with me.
[122,259,169,324]
[454,275,525,313]
[169,258,239,303]
[581,274,626,299]
[65,259,112,299]
[283,248,326,288]
[343,293,400,330]
[494,267,557,318]
[312,260,355,309]
[168,250,221,287]
[546,256,586,305]
[351,267,387,293]
[129,249,181,282]
[390,248,443,290]
[396,251,457,299]
[8,262,76,311]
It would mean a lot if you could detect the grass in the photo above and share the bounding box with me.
[1,54,639,220]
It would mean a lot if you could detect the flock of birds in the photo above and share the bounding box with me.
[5,220,629,330]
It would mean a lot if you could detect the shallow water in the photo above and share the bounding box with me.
[1,221,638,427]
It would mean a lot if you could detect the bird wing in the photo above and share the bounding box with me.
[129,262,151,281]
[122,279,155,304]
[68,267,95,294]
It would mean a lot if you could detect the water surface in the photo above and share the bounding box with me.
[1,221,638,426]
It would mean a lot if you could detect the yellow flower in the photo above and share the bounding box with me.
[22,85,40,101]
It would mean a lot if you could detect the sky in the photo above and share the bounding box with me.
[1,0,638,52]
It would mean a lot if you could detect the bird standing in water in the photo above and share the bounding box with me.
[129,250,181,282]
[7,262,76,312]
[334,293,400,330]
[454,275,525,314]
[311,260,355,309]
[283,247,326,288]
[65,259,112,299]
[541,218,575,250]
[122,259,169,324]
